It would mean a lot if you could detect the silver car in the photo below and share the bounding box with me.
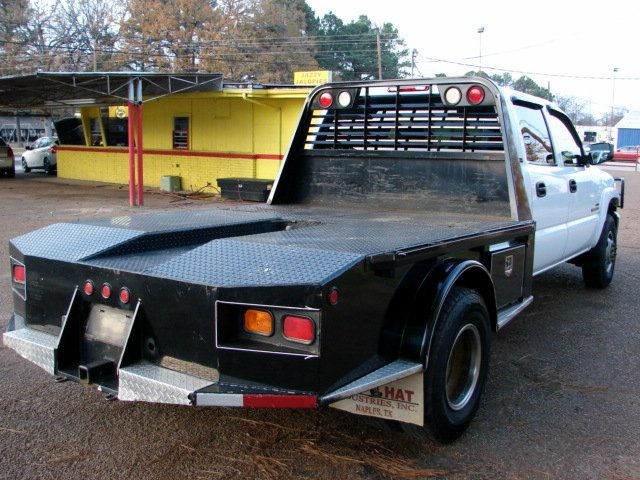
[22,136,59,175]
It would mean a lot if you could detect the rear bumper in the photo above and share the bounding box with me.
[3,321,318,408]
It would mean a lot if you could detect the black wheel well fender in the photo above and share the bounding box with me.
[387,259,497,365]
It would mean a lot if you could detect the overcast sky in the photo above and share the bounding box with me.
[306,0,637,117]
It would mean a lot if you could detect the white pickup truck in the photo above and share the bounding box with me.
[4,77,623,443]
[506,89,621,285]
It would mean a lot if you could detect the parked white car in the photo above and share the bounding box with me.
[22,137,59,174]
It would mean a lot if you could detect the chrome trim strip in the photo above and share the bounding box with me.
[496,296,534,331]
[320,359,422,404]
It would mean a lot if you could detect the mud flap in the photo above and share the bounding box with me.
[330,372,424,426]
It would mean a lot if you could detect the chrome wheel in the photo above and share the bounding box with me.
[605,231,616,275]
[445,323,482,411]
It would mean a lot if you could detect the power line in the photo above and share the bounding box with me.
[418,53,640,81]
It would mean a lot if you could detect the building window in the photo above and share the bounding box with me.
[173,117,189,149]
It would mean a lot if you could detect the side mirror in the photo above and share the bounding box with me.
[588,142,614,165]
[25,145,32,150]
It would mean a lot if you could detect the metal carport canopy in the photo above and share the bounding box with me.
[0,72,224,207]
[0,71,224,108]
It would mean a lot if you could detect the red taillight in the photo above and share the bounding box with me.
[467,85,485,104]
[101,283,112,299]
[83,280,94,296]
[7,146,14,159]
[119,287,130,304]
[50,146,57,154]
[283,316,315,344]
[318,92,333,108]
[12,264,25,283]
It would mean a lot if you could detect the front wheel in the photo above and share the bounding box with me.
[582,214,617,289]
[22,159,30,173]
[423,286,491,443]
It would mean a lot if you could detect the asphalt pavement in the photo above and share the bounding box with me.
[0,173,638,480]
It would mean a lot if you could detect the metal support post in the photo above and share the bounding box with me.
[127,81,137,207]
[136,79,144,206]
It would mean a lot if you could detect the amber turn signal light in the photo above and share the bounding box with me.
[243,309,274,336]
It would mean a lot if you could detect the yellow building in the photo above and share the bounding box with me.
[57,84,311,191]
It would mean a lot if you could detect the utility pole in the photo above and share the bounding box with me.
[376,32,383,80]
[93,38,98,71]
[477,27,485,73]
[610,67,618,143]
[411,49,418,78]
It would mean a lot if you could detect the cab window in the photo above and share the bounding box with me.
[546,111,582,165]
[513,104,553,165]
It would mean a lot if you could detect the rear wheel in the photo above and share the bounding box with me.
[22,158,30,172]
[43,158,53,175]
[582,214,617,289]
[423,287,491,443]
[7,166,15,178]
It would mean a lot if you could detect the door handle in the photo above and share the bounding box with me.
[569,179,577,193]
[536,182,547,197]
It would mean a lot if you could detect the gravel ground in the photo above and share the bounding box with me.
[0,171,639,480]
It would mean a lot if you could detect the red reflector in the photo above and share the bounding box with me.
[318,92,333,108]
[327,287,339,306]
[101,283,112,299]
[12,265,25,283]
[83,280,94,296]
[119,287,130,304]
[243,394,317,409]
[283,316,315,344]
[467,85,485,104]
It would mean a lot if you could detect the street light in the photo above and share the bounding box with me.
[610,67,618,142]
[477,27,485,73]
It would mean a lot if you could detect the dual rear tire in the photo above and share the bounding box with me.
[411,286,491,443]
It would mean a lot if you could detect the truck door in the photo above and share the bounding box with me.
[513,103,569,273]
[545,109,600,257]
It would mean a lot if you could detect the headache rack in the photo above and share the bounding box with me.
[304,83,504,153]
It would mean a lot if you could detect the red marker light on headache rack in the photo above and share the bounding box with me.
[12,265,25,283]
[318,92,333,108]
[466,85,485,104]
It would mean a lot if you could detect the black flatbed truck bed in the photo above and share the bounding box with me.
[5,77,539,441]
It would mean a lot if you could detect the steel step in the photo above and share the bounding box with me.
[497,296,534,330]
[3,327,58,375]
[118,361,214,406]
[320,359,423,404]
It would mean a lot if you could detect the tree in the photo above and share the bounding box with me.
[465,71,553,101]
[599,107,628,128]
[0,0,32,74]
[315,13,409,80]
[51,0,124,71]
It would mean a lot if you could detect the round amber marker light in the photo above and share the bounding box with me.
[243,309,274,336]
